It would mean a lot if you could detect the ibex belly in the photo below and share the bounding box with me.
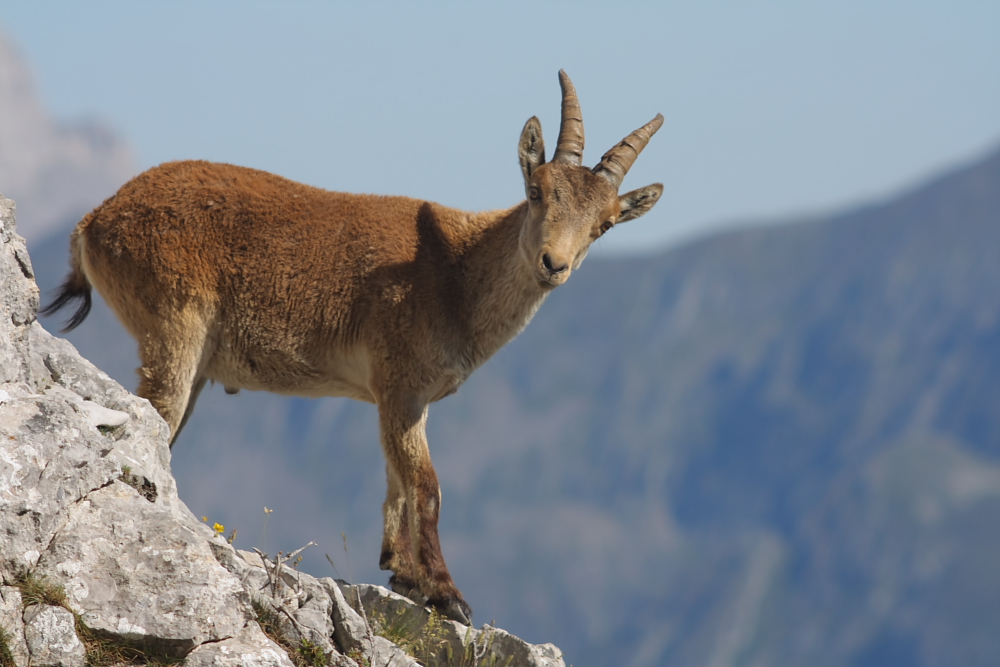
[204,339,376,403]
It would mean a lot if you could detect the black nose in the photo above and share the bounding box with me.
[542,253,568,274]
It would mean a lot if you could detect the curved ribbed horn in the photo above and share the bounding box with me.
[593,113,664,188]
[552,70,585,165]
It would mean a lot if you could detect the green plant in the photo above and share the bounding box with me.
[251,598,328,667]
[368,606,450,665]
[346,647,368,667]
[15,570,181,665]
[450,626,514,667]
[0,626,16,667]
[14,571,67,607]
[296,639,328,667]
[74,621,182,667]
[252,597,289,647]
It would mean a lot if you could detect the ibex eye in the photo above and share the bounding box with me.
[529,187,540,201]
[601,220,614,234]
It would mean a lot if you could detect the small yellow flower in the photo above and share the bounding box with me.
[202,516,208,522]
[213,523,225,535]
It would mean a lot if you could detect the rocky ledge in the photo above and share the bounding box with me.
[0,194,565,667]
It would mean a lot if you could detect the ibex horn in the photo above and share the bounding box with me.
[552,70,585,166]
[593,113,664,188]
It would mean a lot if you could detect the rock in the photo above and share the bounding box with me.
[183,622,295,667]
[0,586,30,667]
[35,480,251,658]
[27,323,187,522]
[22,604,85,667]
[323,576,370,655]
[464,625,566,667]
[345,582,566,667]
[370,635,421,667]
[288,576,337,656]
[220,548,342,659]
[0,197,37,385]
[0,382,123,580]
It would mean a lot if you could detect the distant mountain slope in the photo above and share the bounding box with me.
[0,28,135,244]
[33,145,1000,667]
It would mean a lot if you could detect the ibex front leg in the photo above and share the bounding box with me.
[376,398,472,624]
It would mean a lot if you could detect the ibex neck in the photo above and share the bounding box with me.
[458,201,548,369]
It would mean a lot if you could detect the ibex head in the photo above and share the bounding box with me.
[518,70,664,289]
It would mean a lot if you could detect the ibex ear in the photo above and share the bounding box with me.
[518,116,545,190]
[618,183,663,223]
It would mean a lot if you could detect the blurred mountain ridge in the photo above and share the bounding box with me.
[0,27,135,245]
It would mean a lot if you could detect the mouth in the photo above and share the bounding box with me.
[534,270,565,290]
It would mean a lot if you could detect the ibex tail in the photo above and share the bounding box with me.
[40,219,93,332]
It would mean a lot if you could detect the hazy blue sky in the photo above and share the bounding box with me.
[2,2,998,254]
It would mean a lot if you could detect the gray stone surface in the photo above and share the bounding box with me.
[0,196,37,385]
[1,195,565,666]
[183,622,295,667]
[369,635,420,667]
[23,604,84,667]
[36,480,250,657]
[0,586,29,667]
[323,576,369,655]
[344,582,566,667]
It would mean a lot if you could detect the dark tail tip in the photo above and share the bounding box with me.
[40,278,92,332]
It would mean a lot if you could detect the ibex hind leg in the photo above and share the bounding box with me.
[381,464,419,598]
[136,320,212,447]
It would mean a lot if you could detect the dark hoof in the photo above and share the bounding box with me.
[389,574,419,600]
[430,596,472,625]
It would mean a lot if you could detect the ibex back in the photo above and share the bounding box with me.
[43,70,663,624]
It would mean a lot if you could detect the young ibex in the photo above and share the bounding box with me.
[43,70,663,624]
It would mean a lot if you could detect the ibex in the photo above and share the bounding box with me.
[43,71,663,624]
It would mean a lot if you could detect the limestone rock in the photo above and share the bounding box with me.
[0,196,37,385]
[0,381,123,579]
[0,586,29,667]
[35,480,251,657]
[369,635,421,667]
[23,604,84,667]
[322,576,369,655]
[345,582,566,667]
[183,622,295,667]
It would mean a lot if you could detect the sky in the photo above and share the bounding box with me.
[1,1,998,255]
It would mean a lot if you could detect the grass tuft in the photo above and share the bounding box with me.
[0,626,16,667]
[368,606,451,665]
[365,604,514,667]
[13,570,181,665]
[252,597,328,667]
[74,620,183,667]
[13,571,67,608]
